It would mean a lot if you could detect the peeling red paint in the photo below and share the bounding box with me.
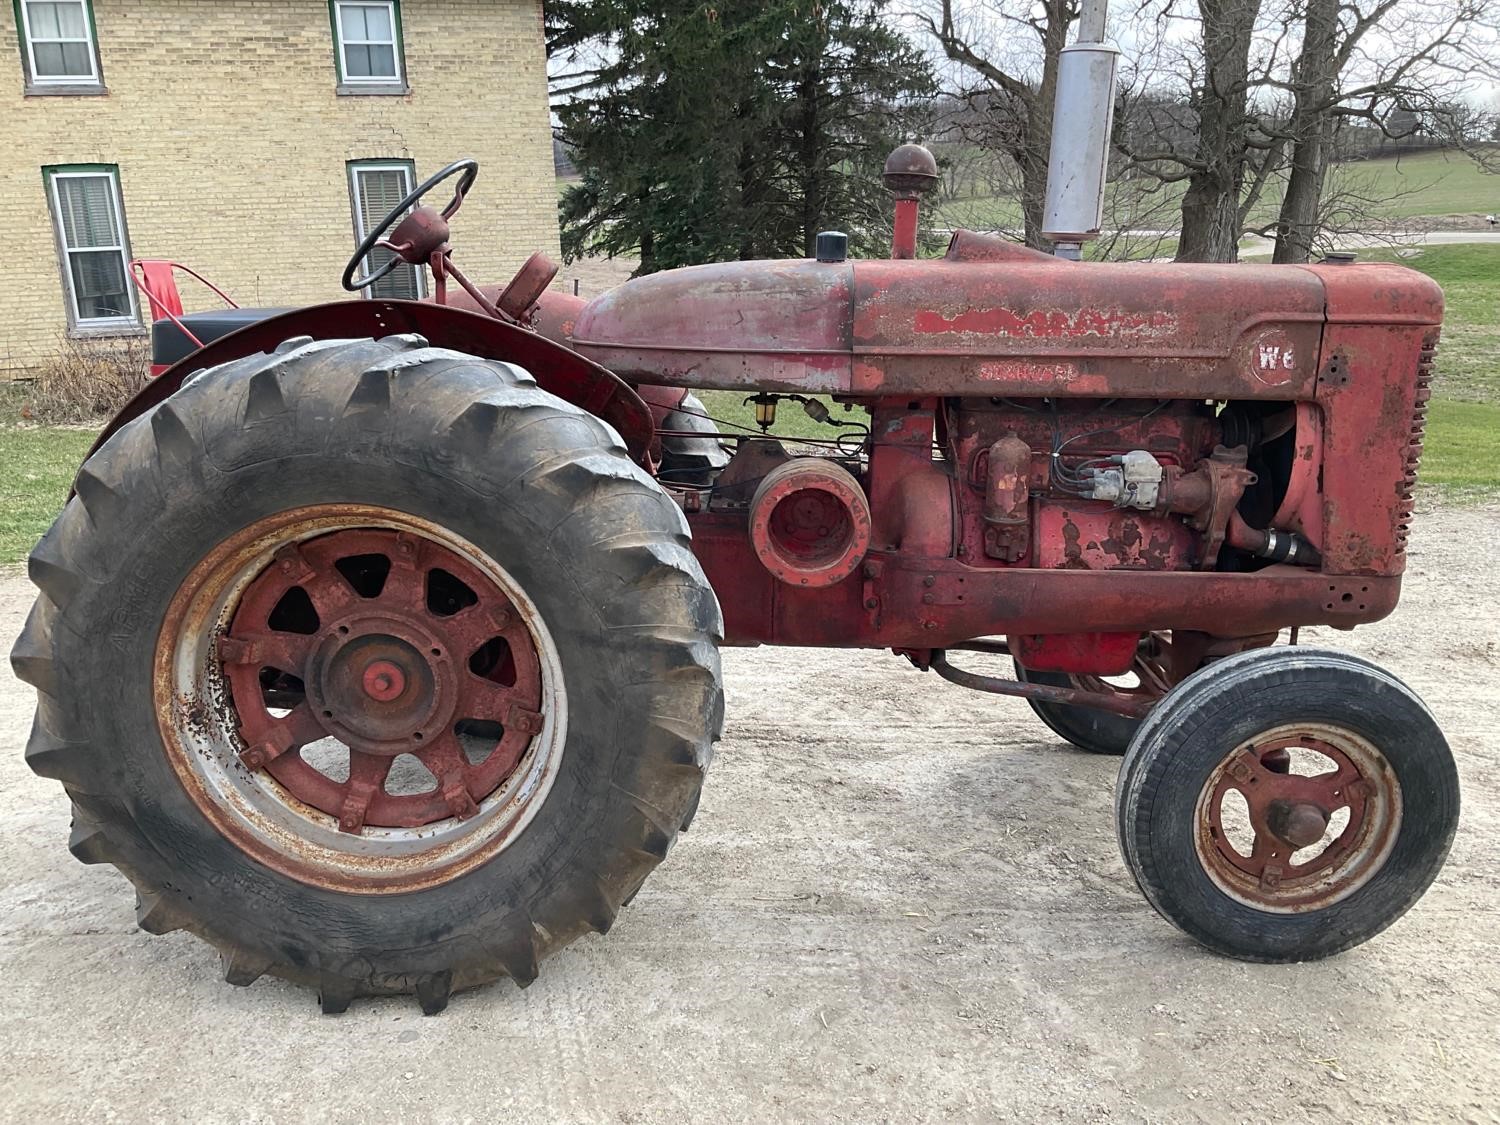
[914,306,1178,339]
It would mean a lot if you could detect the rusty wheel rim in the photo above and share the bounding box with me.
[1193,722,1402,913]
[154,505,567,893]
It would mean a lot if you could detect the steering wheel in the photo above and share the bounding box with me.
[342,158,479,292]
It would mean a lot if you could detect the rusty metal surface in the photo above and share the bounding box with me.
[384,206,451,266]
[748,459,872,588]
[930,651,1155,717]
[1270,402,1324,541]
[154,505,567,894]
[983,434,1031,562]
[687,505,1401,648]
[882,143,940,197]
[884,145,939,260]
[571,259,856,391]
[851,259,1326,397]
[1194,723,1402,912]
[944,229,1060,265]
[950,400,1212,572]
[83,300,657,475]
[571,256,1331,401]
[223,528,542,832]
[496,251,560,320]
[1304,263,1443,576]
[1012,631,1140,676]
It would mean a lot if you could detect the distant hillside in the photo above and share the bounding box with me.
[933,146,1499,233]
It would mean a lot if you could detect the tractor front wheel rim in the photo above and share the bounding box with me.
[1192,722,1402,913]
[154,505,567,893]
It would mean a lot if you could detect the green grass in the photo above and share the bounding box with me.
[1420,400,1500,499]
[1343,244,1499,402]
[0,427,96,564]
[936,147,1500,236]
[1329,149,1500,220]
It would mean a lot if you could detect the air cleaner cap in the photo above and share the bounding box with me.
[815,231,848,262]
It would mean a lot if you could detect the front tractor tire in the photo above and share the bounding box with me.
[11,335,724,1013]
[1116,648,1458,962]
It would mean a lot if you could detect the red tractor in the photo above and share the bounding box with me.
[12,148,1457,1015]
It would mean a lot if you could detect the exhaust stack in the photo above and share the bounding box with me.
[1042,0,1119,260]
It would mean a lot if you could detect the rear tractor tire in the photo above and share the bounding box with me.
[1013,663,1142,756]
[1116,648,1458,962]
[1013,636,1175,755]
[12,334,724,1013]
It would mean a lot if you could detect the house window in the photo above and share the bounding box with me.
[17,0,103,90]
[44,165,138,330]
[348,161,425,300]
[331,1,405,91]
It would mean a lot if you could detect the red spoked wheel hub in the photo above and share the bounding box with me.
[220,528,544,833]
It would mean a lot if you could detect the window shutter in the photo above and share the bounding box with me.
[49,170,134,324]
[356,167,420,300]
[57,176,119,249]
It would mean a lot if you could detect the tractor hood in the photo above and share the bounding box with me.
[566,233,1357,402]
[571,258,855,390]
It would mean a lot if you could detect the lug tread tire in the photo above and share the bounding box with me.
[10,334,724,1012]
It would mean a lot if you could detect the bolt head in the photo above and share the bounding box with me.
[361,659,407,702]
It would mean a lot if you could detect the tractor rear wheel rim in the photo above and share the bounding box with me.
[155,505,567,893]
[1192,722,1402,913]
[1071,635,1173,703]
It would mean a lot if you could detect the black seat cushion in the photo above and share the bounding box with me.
[151,307,294,367]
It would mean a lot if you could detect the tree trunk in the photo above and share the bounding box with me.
[798,65,824,257]
[1175,0,1261,262]
[638,189,655,274]
[1178,176,1243,261]
[1272,0,1339,263]
[1019,0,1072,250]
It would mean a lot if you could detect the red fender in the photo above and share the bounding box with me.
[84,299,655,471]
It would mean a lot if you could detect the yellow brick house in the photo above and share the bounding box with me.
[0,0,560,376]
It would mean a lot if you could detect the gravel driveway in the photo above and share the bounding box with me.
[1,505,1496,1123]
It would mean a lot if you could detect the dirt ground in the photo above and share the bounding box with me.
[1,505,1496,1123]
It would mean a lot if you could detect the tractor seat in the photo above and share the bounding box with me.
[151,307,293,368]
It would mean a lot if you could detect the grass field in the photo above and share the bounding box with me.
[1328,149,1500,220]
[1347,245,1499,402]
[938,148,1500,233]
[1421,399,1500,498]
[0,427,95,564]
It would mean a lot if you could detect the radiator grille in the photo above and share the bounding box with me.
[1395,331,1438,554]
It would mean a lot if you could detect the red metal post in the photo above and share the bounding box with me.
[892,198,919,260]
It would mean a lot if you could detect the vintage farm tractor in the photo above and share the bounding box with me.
[13,29,1457,1011]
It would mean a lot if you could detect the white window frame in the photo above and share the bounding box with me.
[334,1,403,87]
[19,0,101,87]
[47,168,140,331]
[348,161,427,300]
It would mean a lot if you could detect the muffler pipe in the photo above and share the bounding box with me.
[1042,0,1119,259]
